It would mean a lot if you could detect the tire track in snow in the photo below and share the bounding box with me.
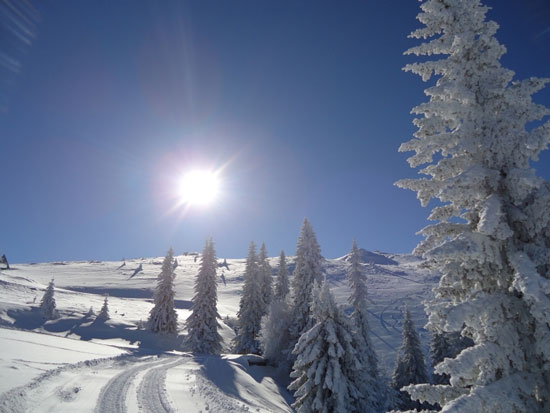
[95,357,172,413]
[137,357,185,412]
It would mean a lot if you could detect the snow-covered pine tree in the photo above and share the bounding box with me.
[391,308,429,411]
[260,297,291,365]
[430,331,474,386]
[347,240,383,412]
[233,241,264,354]
[260,251,292,366]
[148,247,178,334]
[288,280,363,413]
[39,278,57,319]
[97,296,110,321]
[258,243,272,315]
[430,332,453,386]
[396,1,550,411]
[287,219,323,358]
[185,238,222,354]
[274,250,290,300]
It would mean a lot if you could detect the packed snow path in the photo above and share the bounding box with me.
[137,357,186,413]
[95,356,174,413]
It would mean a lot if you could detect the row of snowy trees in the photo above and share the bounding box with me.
[36,241,224,357]
[231,219,384,412]
[38,279,109,322]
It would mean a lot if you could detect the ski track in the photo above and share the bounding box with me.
[137,357,185,413]
[95,356,173,413]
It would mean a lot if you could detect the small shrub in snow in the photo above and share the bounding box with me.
[39,279,58,319]
[97,296,110,321]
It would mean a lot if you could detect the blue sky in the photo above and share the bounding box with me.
[1,0,549,263]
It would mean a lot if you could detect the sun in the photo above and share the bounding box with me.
[177,170,220,206]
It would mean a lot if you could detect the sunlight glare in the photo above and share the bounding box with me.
[178,170,220,206]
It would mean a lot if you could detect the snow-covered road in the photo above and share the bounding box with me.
[95,356,175,413]
[137,357,186,412]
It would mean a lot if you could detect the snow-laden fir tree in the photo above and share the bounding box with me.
[347,240,383,412]
[185,238,222,354]
[233,241,265,354]
[430,332,453,387]
[258,243,273,315]
[430,332,473,386]
[148,247,178,334]
[40,278,57,319]
[260,297,291,366]
[97,296,110,321]
[288,280,364,413]
[260,251,292,366]
[288,219,323,358]
[391,308,429,411]
[396,0,550,411]
[274,250,290,300]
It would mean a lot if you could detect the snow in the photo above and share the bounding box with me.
[0,250,435,411]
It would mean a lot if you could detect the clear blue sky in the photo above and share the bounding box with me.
[1,0,549,263]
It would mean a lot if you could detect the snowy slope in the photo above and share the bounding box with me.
[0,250,436,411]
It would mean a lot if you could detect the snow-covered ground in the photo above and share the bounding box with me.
[0,250,436,412]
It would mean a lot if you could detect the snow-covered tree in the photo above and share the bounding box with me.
[392,308,429,411]
[258,243,272,315]
[288,280,363,413]
[185,239,222,354]
[347,240,383,411]
[430,332,473,387]
[396,0,550,411]
[40,278,57,319]
[430,332,453,387]
[288,219,323,356]
[97,296,110,321]
[260,298,291,366]
[260,250,292,366]
[274,250,290,300]
[85,306,95,318]
[233,241,264,354]
[148,247,178,334]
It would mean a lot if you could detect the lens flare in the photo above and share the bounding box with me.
[177,170,219,206]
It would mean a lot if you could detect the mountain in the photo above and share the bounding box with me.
[0,251,438,411]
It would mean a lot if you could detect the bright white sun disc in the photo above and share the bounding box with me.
[178,170,219,206]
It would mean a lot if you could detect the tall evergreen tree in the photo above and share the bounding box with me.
[186,238,222,354]
[97,296,110,322]
[260,250,292,366]
[233,241,264,354]
[397,0,550,410]
[288,280,363,413]
[148,247,178,334]
[258,243,272,315]
[391,308,429,411]
[274,250,290,300]
[288,219,323,357]
[347,240,383,411]
[260,298,291,366]
[430,332,453,387]
[40,278,57,319]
